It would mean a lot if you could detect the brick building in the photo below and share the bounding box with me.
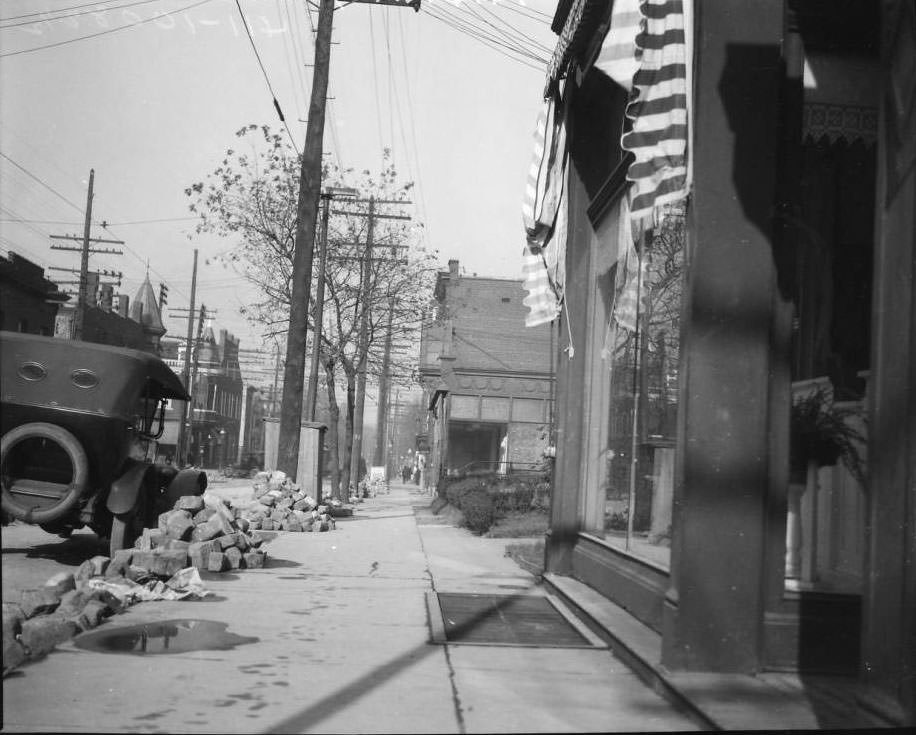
[418,260,555,489]
[0,252,68,335]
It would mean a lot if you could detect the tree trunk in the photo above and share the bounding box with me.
[339,366,356,500]
[323,358,341,501]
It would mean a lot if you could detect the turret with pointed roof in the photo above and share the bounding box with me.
[130,272,166,352]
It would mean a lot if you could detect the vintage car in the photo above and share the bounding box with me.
[1,331,207,555]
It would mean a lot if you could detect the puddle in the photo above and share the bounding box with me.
[73,619,258,655]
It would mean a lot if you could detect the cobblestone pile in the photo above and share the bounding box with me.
[234,471,339,532]
[142,493,269,573]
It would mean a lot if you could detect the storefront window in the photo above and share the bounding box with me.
[602,207,685,568]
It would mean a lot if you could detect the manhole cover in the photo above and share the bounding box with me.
[73,619,258,655]
[427,592,604,648]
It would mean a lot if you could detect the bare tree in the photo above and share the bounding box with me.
[185,126,438,498]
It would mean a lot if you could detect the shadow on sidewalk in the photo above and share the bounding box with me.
[267,583,538,734]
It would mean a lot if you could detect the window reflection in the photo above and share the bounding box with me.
[603,206,685,568]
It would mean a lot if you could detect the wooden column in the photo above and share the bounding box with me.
[661,0,784,673]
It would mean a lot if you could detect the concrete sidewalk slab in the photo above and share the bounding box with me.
[2,482,701,734]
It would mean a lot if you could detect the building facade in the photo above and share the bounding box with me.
[161,325,243,468]
[0,252,68,335]
[528,0,914,726]
[419,260,555,488]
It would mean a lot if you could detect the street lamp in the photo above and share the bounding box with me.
[306,186,359,421]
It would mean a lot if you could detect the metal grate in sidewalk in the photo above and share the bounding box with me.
[427,592,606,649]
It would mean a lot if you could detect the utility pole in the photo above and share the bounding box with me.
[372,264,396,467]
[278,0,420,482]
[305,194,331,423]
[75,169,94,340]
[339,198,411,489]
[349,198,375,490]
[306,187,357,422]
[188,304,208,466]
[176,249,198,465]
[48,169,124,340]
[277,0,335,480]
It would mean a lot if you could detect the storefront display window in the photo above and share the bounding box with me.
[600,207,686,568]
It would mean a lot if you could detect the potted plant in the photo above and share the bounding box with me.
[786,386,868,580]
[789,386,868,488]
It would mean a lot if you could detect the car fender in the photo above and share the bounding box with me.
[107,459,153,515]
[163,468,208,508]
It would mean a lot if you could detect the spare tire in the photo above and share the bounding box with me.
[1,422,89,525]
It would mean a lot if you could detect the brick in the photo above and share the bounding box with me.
[258,494,276,507]
[214,533,239,551]
[188,540,216,569]
[2,638,27,673]
[2,603,24,635]
[207,552,228,572]
[87,588,125,615]
[163,539,191,553]
[75,559,96,582]
[276,497,293,510]
[44,572,76,596]
[165,511,195,542]
[132,549,188,578]
[175,495,205,513]
[79,600,110,629]
[225,547,243,570]
[235,517,250,533]
[106,549,134,577]
[56,590,91,617]
[137,527,164,552]
[19,616,77,658]
[242,551,266,569]
[193,506,217,524]
[19,588,61,618]
[191,515,223,542]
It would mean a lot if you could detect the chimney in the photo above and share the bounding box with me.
[448,259,459,280]
[116,294,130,318]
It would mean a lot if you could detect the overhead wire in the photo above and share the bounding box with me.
[0,0,217,58]
[421,2,550,70]
[276,0,309,130]
[396,10,430,248]
[0,0,164,29]
[368,8,386,159]
[234,0,300,156]
[301,0,343,170]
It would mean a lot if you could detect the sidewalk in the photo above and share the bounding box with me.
[2,481,700,734]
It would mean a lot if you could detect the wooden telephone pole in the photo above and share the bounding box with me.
[176,248,199,465]
[278,0,420,481]
[49,169,124,340]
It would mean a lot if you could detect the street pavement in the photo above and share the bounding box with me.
[1,481,701,734]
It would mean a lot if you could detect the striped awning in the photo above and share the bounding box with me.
[522,0,690,329]
[620,0,690,239]
[521,89,569,327]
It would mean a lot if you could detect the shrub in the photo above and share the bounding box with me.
[458,489,496,535]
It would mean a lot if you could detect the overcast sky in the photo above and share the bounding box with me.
[0,0,558,366]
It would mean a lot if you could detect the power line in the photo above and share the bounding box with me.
[421,3,549,70]
[0,0,164,29]
[234,0,300,156]
[0,152,85,214]
[0,0,217,58]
